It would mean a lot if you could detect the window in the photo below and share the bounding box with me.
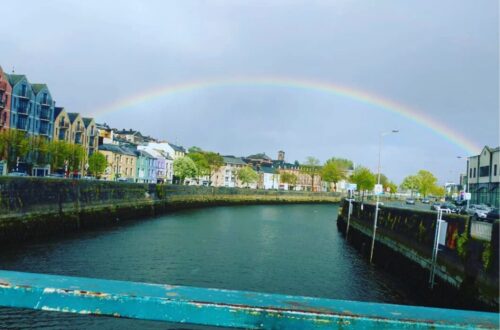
[479,166,490,177]
[494,164,498,177]
[473,168,476,178]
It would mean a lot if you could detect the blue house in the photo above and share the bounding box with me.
[135,150,157,183]
[6,75,55,140]
[32,83,55,140]
[7,74,36,134]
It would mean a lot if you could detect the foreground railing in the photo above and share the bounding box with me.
[0,270,497,329]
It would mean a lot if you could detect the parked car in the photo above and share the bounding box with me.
[405,198,415,205]
[430,202,441,211]
[482,208,500,223]
[48,173,66,179]
[8,171,28,177]
[439,202,459,213]
[421,198,430,204]
[466,204,491,218]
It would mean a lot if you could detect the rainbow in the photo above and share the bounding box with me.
[90,76,480,155]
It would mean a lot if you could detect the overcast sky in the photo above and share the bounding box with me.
[1,0,498,183]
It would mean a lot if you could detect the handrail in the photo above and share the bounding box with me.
[0,270,497,329]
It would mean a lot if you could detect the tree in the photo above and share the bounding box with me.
[415,170,438,197]
[350,166,376,202]
[48,140,73,172]
[88,152,108,178]
[400,175,419,197]
[301,156,322,191]
[68,144,86,172]
[237,166,259,188]
[0,129,30,170]
[387,181,398,196]
[187,152,210,183]
[173,156,198,184]
[431,185,446,197]
[280,172,298,190]
[204,152,224,185]
[325,157,353,170]
[30,136,50,166]
[321,160,349,191]
[188,146,203,153]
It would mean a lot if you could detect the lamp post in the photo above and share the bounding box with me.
[457,156,470,211]
[369,129,399,264]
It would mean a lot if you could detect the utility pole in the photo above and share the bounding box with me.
[370,129,398,264]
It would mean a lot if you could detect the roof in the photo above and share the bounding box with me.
[260,166,277,174]
[6,74,26,86]
[272,160,300,169]
[82,117,94,128]
[222,156,247,166]
[247,153,272,160]
[135,150,156,159]
[169,143,186,153]
[116,129,142,136]
[54,107,65,118]
[67,112,80,123]
[31,83,48,94]
[98,144,137,157]
[95,123,111,130]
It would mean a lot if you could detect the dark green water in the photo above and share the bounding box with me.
[0,204,413,329]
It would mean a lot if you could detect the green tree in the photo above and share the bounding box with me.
[387,181,398,195]
[321,160,349,191]
[325,157,353,170]
[68,143,86,172]
[0,129,30,170]
[400,175,419,197]
[30,136,50,166]
[237,166,259,187]
[187,152,210,183]
[416,170,438,197]
[48,140,72,171]
[204,152,224,185]
[88,152,108,178]
[173,156,198,184]
[431,185,446,197]
[280,172,298,190]
[301,156,322,191]
[188,146,203,153]
[350,166,376,202]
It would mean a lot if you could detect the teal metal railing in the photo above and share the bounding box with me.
[0,270,497,329]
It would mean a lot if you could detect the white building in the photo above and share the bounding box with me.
[467,146,499,207]
[259,166,280,190]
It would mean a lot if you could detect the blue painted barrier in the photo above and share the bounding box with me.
[0,270,498,329]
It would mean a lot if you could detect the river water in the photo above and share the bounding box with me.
[0,204,414,329]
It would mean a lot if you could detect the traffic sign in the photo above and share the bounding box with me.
[374,184,383,195]
[347,183,357,191]
[464,193,471,201]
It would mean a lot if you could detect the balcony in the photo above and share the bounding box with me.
[58,121,70,129]
[40,110,51,121]
[75,132,83,144]
[17,100,29,114]
[39,127,50,136]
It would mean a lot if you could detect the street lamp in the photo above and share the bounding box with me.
[369,129,399,264]
[457,156,470,211]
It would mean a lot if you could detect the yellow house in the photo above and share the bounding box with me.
[53,107,71,142]
[99,144,137,181]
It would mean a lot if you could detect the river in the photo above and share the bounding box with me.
[0,204,414,329]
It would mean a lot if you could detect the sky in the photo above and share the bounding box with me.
[1,0,498,183]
